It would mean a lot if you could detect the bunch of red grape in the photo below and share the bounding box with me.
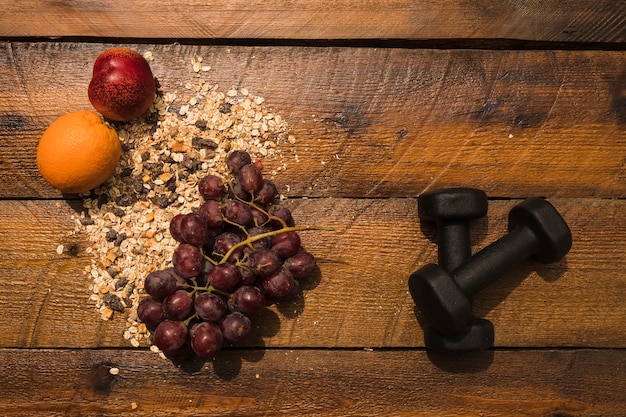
[137,150,318,361]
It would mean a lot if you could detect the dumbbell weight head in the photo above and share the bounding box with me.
[424,317,494,352]
[508,197,572,264]
[418,188,488,272]
[419,187,488,222]
[409,263,472,335]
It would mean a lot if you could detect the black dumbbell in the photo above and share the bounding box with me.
[409,197,572,335]
[418,188,494,351]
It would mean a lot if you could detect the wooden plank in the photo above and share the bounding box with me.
[1,42,625,199]
[1,1,626,43]
[0,348,624,416]
[0,198,624,349]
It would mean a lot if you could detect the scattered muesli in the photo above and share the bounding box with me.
[70,52,295,348]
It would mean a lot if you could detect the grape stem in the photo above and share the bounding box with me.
[180,281,231,298]
[219,225,333,264]
[184,313,199,326]
[200,247,219,266]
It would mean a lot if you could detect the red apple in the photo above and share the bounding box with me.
[88,48,156,122]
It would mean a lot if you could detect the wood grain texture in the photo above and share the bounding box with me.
[1,42,625,199]
[1,4,626,413]
[0,348,624,416]
[1,1,626,43]
[1,198,624,349]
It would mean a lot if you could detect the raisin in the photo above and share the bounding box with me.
[114,232,127,246]
[116,194,136,207]
[103,293,125,313]
[105,230,118,242]
[218,102,232,113]
[152,195,171,209]
[192,137,218,149]
[115,278,128,290]
[80,217,95,226]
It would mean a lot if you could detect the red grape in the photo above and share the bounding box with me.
[248,248,281,277]
[232,285,266,315]
[194,292,228,322]
[251,207,269,227]
[162,344,194,362]
[137,297,165,327]
[226,150,252,173]
[268,205,295,228]
[190,321,223,358]
[144,269,178,300]
[271,231,301,259]
[238,164,263,194]
[261,268,295,298]
[198,174,224,200]
[254,180,278,206]
[222,199,253,226]
[238,264,257,285]
[169,214,186,243]
[230,181,251,201]
[221,312,252,342]
[180,213,212,247]
[154,320,188,353]
[172,243,203,279]
[198,200,224,228]
[213,232,243,261]
[162,289,194,321]
[283,251,317,279]
[248,226,272,249]
[207,263,242,291]
[164,267,188,286]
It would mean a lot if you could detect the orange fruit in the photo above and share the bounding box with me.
[36,110,121,193]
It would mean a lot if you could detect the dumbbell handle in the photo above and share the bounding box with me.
[453,226,538,296]
[438,221,472,272]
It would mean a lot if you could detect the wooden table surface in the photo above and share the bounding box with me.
[1,1,625,416]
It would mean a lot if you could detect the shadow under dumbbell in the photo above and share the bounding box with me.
[426,349,495,373]
[536,257,569,283]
